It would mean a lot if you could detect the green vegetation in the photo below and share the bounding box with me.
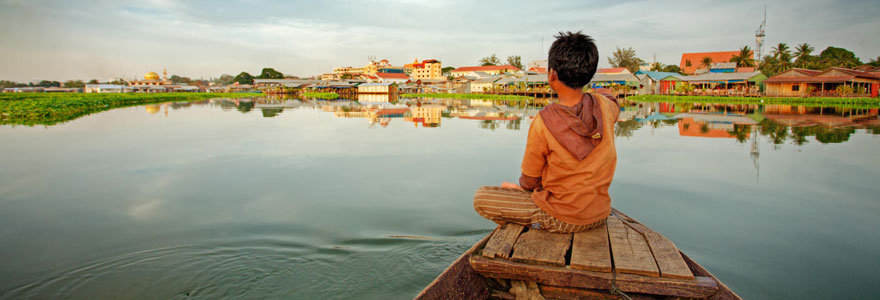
[608,46,646,73]
[402,93,534,101]
[479,54,501,66]
[629,95,880,109]
[302,92,340,100]
[0,92,262,126]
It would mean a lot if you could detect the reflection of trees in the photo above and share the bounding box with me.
[614,119,643,138]
[699,123,710,134]
[261,107,283,118]
[506,118,521,130]
[759,119,789,147]
[237,101,254,113]
[815,127,854,144]
[728,124,751,144]
[479,120,500,131]
[789,126,816,145]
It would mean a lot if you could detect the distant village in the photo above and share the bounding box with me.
[4,49,880,98]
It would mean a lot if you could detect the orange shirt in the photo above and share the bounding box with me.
[521,95,619,225]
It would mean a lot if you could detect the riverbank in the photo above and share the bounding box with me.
[0,92,263,126]
[401,93,534,101]
[628,95,880,108]
[301,92,340,100]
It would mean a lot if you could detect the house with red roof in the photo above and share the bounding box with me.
[679,51,748,74]
[374,72,411,83]
[764,67,880,97]
[597,67,630,74]
[450,65,520,78]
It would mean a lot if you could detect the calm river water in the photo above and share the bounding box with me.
[0,96,878,299]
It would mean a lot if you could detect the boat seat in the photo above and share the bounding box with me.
[469,209,720,298]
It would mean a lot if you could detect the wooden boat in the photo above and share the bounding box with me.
[414,208,742,300]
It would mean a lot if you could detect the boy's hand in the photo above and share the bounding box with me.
[501,181,525,190]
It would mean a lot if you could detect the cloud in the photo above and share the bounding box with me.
[0,0,878,82]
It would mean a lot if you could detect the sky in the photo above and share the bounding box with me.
[0,0,878,82]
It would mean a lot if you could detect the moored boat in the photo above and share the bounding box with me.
[414,208,741,300]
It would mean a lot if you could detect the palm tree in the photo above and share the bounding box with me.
[771,43,790,59]
[730,45,755,67]
[700,57,713,70]
[794,43,814,68]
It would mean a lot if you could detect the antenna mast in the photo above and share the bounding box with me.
[755,5,766,61]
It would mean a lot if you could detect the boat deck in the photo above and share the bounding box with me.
[469,209,722,299]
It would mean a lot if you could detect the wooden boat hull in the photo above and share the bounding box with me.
[414,209,742,300]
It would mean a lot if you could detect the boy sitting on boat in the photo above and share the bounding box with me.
[474,31,620,233]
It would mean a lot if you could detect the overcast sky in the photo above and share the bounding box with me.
[0,0,877,82]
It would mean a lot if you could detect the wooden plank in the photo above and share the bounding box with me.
[470,255,718,298]
[414,233,491,300]
[570,222,612,273]
[538,285,657,300]
[607,217,660,277]
[481,224,525,259]
[510,229,572,267]
[626,221,695,280]
[681,252,744,300]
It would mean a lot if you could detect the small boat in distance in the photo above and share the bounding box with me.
[414,208,741,300]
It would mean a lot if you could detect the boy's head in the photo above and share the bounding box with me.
[547,31,598,91]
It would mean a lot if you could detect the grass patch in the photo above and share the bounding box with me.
[628,95,880,109]
[0,92,263,126]
[402,93,534,101]
[302,92,340,100]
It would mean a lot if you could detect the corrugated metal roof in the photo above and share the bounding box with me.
[590,73,639,82]
[635,71,684,81]
[358,82,395,87]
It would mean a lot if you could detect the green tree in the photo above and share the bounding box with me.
[0,80,27,88]
[36,80,61,87]
[507,55,523,70]
[213,74,234,86]
[794,43,814,68]
[109,78,128,85]
[771,43,790,59]
[63,80,85,88]
[608,47,645,73]
[480,54,500,66]
[169,75,192,84]
[233,72,254,85]
[661,65,684,74]
[868,57,880,67]
[87,79,99,84]
[730,46,755,67]
[441,66,455,75]
[816,46,862,69]
[257,68,284,79]
[700,56,713,70]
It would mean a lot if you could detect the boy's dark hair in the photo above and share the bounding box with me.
[548,31,598,89]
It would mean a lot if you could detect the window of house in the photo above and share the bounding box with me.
[791,85,800,91]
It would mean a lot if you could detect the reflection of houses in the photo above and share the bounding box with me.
[674,113,757,138]
[763,105,878,128]
[763,67,880,97]
[407,104,445,127]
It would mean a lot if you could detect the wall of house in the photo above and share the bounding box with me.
[765,83,808,97]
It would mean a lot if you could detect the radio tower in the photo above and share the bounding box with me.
[755,5,767,62]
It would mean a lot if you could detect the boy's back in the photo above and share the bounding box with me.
[473,31,619,233]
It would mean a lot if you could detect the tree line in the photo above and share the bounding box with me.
[0,67,292,89]
[606,45,878,77]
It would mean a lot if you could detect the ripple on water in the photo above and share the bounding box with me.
[1,233,485,300]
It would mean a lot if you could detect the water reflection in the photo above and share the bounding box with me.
[619,101,878,146]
